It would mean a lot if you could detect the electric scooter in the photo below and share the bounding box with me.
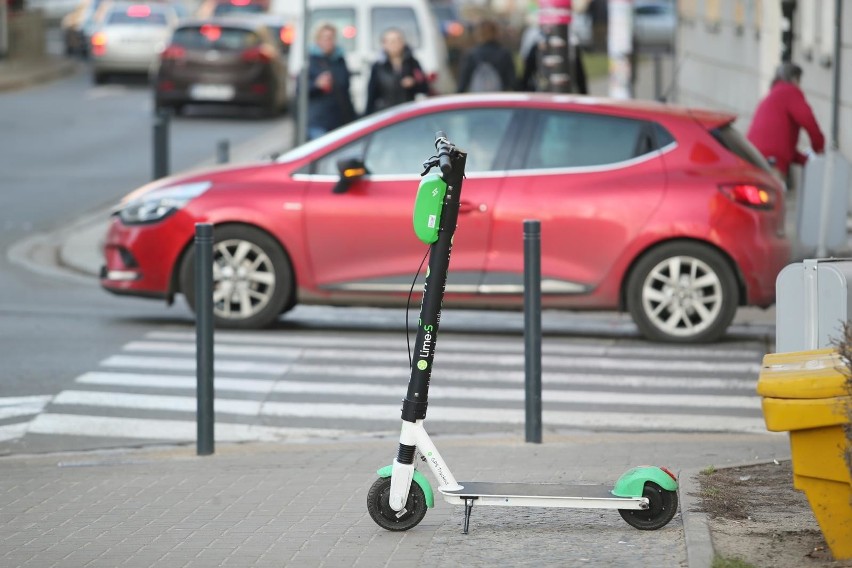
[367,132,679,534]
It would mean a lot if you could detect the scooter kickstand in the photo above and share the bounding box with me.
[462,498,475,534]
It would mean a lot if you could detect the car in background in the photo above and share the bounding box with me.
[89,1,181,83]
[101,93,789,343]
[153,18,288,115]
[285,0,453,115]
[196,0,269,18]
[572,0,675,50]
[61,0,106,55]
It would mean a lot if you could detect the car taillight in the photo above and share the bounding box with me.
[280,24,294,45]
[91,32,106,56]
[446,21,465,37]
[161,44,186,60]
[718,183,776,209]
[342,24,356,39]
[241,45,273,63]
[126,4,151,17]
[200,24,221,41]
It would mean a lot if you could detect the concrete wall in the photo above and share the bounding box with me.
[673,0,851,158]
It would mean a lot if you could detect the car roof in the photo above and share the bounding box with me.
[399,92,736,128]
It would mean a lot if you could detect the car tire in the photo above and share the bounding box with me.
[93,71,107,85]
[626,241,738,343]
[179,224,294,329]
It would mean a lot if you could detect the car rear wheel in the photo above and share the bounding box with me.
[626,242,738,343]
[179,225,294,329]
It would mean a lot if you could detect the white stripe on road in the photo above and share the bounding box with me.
[74,373,760,409]
[145,331,762,360]
[285,364,758,390]
[26,413,371,442]
[0,395,53,420]
[123,342,760,374]
[0,422,30,443]
[100,355,290,375]
[49,390,769,433]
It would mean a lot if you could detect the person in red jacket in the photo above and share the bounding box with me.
[747,63,825,181]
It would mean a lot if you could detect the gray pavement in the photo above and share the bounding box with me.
[0,431,790,567]
[0,55,796,568]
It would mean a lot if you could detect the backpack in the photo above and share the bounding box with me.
[468,58,503,92]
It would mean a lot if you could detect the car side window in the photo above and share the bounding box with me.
[312,138,369,176]
[364,109,514,175]
[524,111,653,169]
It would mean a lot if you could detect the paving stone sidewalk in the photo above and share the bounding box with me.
[0,431,789,567]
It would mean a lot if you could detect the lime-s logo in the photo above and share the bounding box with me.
[417,360,428,370]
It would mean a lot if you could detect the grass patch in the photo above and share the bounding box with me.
[701,465,717,476]
[712,556,757,568]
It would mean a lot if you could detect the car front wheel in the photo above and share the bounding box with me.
[626,242,738,343]
[179,224,294,329]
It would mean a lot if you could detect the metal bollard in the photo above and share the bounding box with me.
[152,110,170,180]
[195,223,215,455]
[216,139,229,164]
[524,220,543,444]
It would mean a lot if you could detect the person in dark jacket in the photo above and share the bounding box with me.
[518,33,588,94]
[365,28,430,115]
[306,23,355,140]
[747,62,825,180]
[456,19,516,93]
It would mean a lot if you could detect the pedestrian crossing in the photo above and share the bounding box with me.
[3,327,775,447]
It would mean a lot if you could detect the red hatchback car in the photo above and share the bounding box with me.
[101,94,789,343]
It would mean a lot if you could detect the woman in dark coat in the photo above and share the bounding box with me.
[306,23,355,140]
[365,28,430,115]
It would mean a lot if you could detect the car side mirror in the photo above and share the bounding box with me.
[333,157,367,194]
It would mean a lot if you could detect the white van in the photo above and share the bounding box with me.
[278,0,454,115]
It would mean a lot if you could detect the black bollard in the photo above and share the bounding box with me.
[152,110,170,180]
[195,223,215,455]
[216,139,229,164]
[524,220,542,444]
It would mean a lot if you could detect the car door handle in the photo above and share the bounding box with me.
[459,201,487,214]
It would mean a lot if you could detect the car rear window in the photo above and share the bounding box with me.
[172,25,261,50]
[371,7,421,49]
[107,5,169,25]
[711,123,773,172]
[213,1,265,16]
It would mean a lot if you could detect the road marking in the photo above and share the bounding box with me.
[146,330,762,360]
[48,390,769,433]
[100,355,291,374]
[0,395,53,420]
[123,341,760,374]
[75,372,760,409]
[0,423,30,443]
[26,413,371,442]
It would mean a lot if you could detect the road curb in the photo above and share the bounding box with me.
[0,57,79,93]
[679,468,716,568]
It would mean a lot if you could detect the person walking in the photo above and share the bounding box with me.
[456,19,516,93]
[305,23,355,140]
[746,62,825,181]
[365,28,430,115]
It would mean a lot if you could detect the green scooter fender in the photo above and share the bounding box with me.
[377,465,435,508]
[611,466,678,498]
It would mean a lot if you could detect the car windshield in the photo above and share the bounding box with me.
[172,25,260,50]
[711,123,773,173]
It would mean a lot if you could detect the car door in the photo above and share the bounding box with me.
[302,107,518,297]
[483,108,670,299]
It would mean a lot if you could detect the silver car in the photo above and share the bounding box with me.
[90,1,180,84]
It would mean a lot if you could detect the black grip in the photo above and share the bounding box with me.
[435,131,452,176]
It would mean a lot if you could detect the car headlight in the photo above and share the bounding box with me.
[118,181,211,225]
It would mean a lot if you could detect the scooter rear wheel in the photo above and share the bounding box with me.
[618,481,678,530]
[367,477,428,531]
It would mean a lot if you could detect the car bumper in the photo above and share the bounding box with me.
[100,213,191,298]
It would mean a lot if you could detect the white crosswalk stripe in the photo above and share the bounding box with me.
[5,327,773,444]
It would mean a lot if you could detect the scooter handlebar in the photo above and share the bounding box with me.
[435,131,453,176]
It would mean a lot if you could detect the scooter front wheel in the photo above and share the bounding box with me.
[618,481,679,530]
[367,476,428,531]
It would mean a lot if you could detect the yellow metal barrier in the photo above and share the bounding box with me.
[757,349,852,560]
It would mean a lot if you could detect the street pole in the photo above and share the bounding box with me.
[195,223,215,456]
[524,220,542,444]
[780,0,796,63]
[538,0,573,93]
[608,0,634,99]
[296,0,309,146]
[152,110,170,180]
